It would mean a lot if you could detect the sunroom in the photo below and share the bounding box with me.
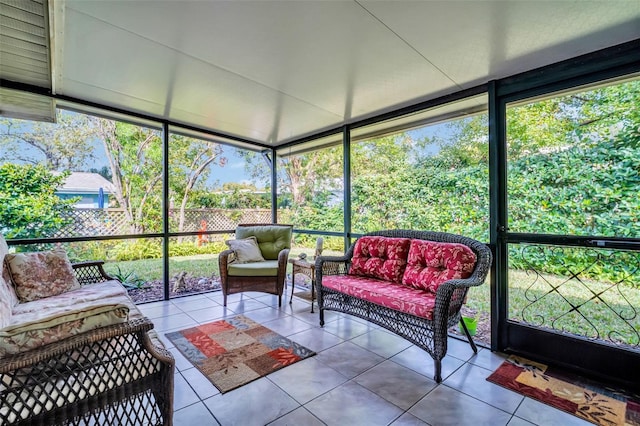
[1,1,639,425]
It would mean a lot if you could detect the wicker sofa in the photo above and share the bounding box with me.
[0,236,174,425]
[316,230,492,383]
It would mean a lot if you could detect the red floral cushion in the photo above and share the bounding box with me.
[402,240,477,293]
[322,275,436,319]
[349,236,411,283]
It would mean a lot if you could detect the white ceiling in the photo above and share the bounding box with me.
[9,0,640,146]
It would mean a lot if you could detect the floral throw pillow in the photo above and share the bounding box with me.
[226,237,266,264]
[6,249,81,302]
[349,236,412,283]
[402,240,477,293]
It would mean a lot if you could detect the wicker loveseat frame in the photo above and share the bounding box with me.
[316,230,492,383]
[0,261,175,426]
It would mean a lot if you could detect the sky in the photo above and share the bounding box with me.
[1,110,458,190]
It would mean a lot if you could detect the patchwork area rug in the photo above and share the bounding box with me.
[165,315,315,393]
[487,356,640,426]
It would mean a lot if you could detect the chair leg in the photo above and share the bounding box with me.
[434,359,442,383]
[289,272,295,304]
[459,318,478,353]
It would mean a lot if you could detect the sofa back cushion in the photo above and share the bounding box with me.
[235,225,292,260]
[349,236,411,283]
[402,240,477,293]
[5,249,81,302]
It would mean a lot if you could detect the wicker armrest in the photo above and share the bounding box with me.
[72,260,115,285]
[277,248,290,269]
[315,255,351,281]
[0,317,175,425]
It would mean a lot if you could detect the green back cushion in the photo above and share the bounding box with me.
[235,225,292,260]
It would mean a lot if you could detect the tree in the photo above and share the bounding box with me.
[89,118,163,233]
[278,146,343,206]
[168,135,226,232]
[0,164,77,239]
[0,111,95,170]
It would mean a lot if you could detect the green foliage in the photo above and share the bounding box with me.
[190,184,270,209]
[113,240,162,261]
[111,239,225,261]
[0,164,78,239]
[111,266,147,289]
[65,240,115,263]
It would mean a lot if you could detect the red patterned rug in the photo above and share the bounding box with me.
[166,315,315,393]
[487,356,640,426]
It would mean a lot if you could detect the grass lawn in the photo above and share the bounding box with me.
[465,269,640,347]
[102,247,344,282]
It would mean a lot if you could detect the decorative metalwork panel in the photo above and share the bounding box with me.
[508,244,640,350]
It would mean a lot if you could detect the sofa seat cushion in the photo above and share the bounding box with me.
[0,303,129,357]
[227,260,279,277]
[11,280,128,316]
[11,280,164,351]
[322,275,436,320]
[402,240,477,292]
[349,236,411,283]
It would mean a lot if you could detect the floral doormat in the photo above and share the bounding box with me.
[165,315,315,393]
[487,356,640,425]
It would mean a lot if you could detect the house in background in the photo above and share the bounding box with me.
[54,172,114,209]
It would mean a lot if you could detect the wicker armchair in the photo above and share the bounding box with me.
[316,230,492,383]
[0,260,175,425]
[218,224,292,307]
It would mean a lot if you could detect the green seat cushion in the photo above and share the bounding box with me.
[227,260,280,277]
[235,225,292,260]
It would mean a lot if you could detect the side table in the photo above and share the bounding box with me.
[289,258,316,313]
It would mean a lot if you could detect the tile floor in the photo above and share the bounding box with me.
[139,289,592,426]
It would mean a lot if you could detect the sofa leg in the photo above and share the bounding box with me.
[319,309,325,327]
[278,294,282,307]
[459,318,478,353]
[434,360,442,383]
[223,293,227,307]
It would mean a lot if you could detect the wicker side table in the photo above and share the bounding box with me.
[289,258,316,313]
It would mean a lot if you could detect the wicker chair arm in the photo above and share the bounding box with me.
[277,248,290,270]
[0,317,169,372]
[315,255,351,282]
[432,277,485,330]
[72,260,115,285]
[0,317,175,425]
[218,249,234,264]
[218,249,234,280]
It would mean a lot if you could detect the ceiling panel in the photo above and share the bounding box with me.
[65,1,456,118]
[27,0,640,146]
[62,0,460,144]
[63,7,348,144]
[361,1,640,88]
